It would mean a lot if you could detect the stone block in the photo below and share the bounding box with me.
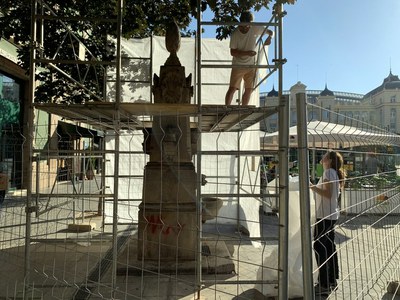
[143,162,196,204]
[138,203,197,261]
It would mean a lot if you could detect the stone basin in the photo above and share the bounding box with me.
[202,197,223,223]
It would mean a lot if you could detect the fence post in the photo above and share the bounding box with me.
[296,92,315,300]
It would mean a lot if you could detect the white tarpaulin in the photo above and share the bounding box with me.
[104,130,146,224]
[261,120,400,149]
[255,176,318,298]
[105,36,267,244]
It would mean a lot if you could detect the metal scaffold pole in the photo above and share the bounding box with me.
[25,1,38,297]
[111,0,123,296]
[196,1,203,298]
[276,2,289,300]
[297,93,315,300]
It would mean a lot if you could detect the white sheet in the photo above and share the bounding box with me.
[105,36,263,244]
[255,176,318,297]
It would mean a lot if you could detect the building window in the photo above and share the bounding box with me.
[338,113,345,124]
[308,96,317,104]
[322,105,331,121]
[0,73,21,129]
[391,95,396,103]
[390,108,396,131]
[0,72,23,189]
[308,111,317,121]
[361,112,368,122]
[291,111,297,126]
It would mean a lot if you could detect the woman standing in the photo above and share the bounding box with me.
[311,151,346,295]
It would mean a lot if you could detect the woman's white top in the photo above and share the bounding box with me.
[314,168,340,220]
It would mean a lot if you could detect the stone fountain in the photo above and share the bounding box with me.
[137,21,197,261]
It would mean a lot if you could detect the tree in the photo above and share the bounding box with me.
[0,0,296,103]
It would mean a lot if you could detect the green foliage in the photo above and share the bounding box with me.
[0,0,296,103]
[208,0,274,39]
[346,172,400,190]
[0,98,20,128]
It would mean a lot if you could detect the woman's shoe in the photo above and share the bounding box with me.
[330,282,338,292]
[314,284,330,296]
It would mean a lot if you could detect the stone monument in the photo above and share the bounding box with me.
[138,21,197,261]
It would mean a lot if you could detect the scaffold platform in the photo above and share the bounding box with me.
[34,102,277,132]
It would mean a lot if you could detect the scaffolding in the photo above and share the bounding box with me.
[20,0,292,299]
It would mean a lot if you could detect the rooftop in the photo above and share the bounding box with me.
[364,71,400,98]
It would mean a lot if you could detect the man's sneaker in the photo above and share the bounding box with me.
[314,284,331,296]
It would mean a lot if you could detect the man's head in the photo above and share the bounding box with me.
[240,11,254,23]
[239,11,253,33]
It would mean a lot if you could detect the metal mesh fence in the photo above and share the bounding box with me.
[0,105,399,299]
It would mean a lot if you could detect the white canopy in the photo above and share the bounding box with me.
[260,121,400,149]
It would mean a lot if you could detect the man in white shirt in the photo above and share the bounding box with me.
[225,11,273,106]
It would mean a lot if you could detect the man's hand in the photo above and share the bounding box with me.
[264,29,274,46]
[264,36,272,46]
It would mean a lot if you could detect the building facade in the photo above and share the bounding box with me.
[0,38,102,192]
[260,71,400,134]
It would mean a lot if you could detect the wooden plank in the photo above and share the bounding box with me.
[67,223,96,232]
[121,103,198,116]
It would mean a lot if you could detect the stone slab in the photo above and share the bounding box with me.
[117,236,234,276]
[67,223,96,232]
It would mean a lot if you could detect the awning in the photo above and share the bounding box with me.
[260,121,400,149]
[57,121,104,140]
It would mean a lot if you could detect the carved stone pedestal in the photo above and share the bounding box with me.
[138,162,197,260]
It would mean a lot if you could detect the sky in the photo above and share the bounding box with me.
[199,0,400,95]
